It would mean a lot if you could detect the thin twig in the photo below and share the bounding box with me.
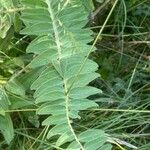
[89,108,150,113]
[92,0,112,18]
[127,41,150,44]
[0,7,26,14]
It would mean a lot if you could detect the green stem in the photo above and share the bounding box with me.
[46,1,84,149]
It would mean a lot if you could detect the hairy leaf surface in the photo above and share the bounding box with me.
[20,0,111,149]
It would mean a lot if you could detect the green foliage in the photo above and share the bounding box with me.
[0,87,14,144]
[0,0,21,38]
[0,0,149,149]
[19,0,111,149]
[0,0,14,38]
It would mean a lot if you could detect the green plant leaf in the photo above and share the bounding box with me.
[0,0,15,38]
[0,87,14,144]
[20,0,110,149]
[5,79,25,97]
[0,108,5,116]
